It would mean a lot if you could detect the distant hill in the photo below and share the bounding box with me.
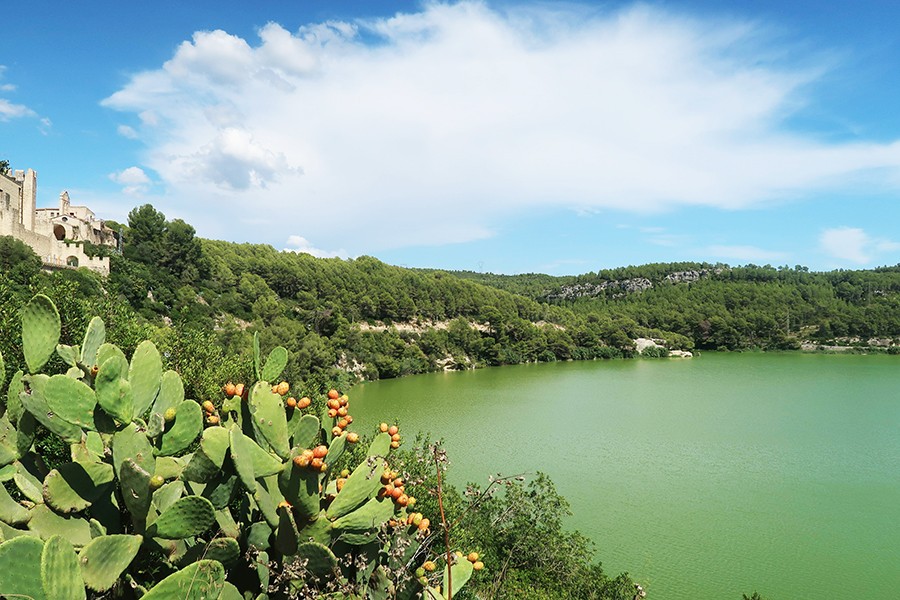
[4,207,900,403]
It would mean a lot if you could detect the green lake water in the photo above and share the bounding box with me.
[351,353,900,600]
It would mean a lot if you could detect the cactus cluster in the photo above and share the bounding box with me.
[0,295,481,599]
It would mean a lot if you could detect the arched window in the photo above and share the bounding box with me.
[66,256,79,267]
[53,224,66,240]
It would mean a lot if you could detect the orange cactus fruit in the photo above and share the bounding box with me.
[379,423,389,433]
[298,396,311,408]
[473,561,484,571]
[467,552,479,563]
[276,381,290,396]
[286,397,298,408]
[327,389,340,400]
[312,445,329,458]
[234,383,245,398]
[417,518,430,532]
[202,400,215,413]
[388,425,399,436]
[347,432,359,443]
[390,441,400,449]
[224,382,236,396]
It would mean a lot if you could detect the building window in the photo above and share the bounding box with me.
[66,256,79,267]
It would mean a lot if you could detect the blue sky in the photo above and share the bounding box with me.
[2,0,900,275]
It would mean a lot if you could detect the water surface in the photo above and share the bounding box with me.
[352,353,900,600]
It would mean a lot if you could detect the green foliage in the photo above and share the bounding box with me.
[0,295,491,598]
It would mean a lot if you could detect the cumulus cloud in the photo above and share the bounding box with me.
[100,2,900,253]
[819,227,900,265]
[284,235,349,259]
[109,166,152,195]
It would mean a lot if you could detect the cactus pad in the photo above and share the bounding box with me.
[158,400,202,456]
[289,414,320,449]
[200,426,230,468]
[45,374,99,430]
[95,343,127,371]
[151,370,184,423]
[28,504,92,547]
[0,481,30,525]
[21,294,61,373]
[179,537,240,567]
[43,460,115,513]
[41,535,86,600]
[6,369,24,425]
[113,423,156,481]
[261,346,288,382]
[444,555,474,597]
[249,382,290,459]
[295,541,339,579]
[229,424,257,493]
[95,355,133,424]
[141,559,225,600]
[148,495,215,539]
[20,375,83,443]
[326,456,387,520]
[129,340,163,417]
[331,498,394,534]
[0,535,46,600]
[80,316,106,367]
[119,458,152,524]
[78,534,143,592]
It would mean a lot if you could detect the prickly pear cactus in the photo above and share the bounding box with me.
[0,295,480,599]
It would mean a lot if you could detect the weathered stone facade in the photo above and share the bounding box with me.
[0,167,118,275]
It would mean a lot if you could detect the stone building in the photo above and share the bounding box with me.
[0,167,118,275]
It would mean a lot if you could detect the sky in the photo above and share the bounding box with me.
[2,0,900,275]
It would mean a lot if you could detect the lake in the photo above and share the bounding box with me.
[351,353,900,600]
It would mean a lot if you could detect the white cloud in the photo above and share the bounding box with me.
[118,125,139,139]
[100,2,900,253]
[284,235,349,259]
[0,98,35,121]
[109,166,151,195]
[707,244,787,262]
[819,227,899,265]
[0,65,38,122]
